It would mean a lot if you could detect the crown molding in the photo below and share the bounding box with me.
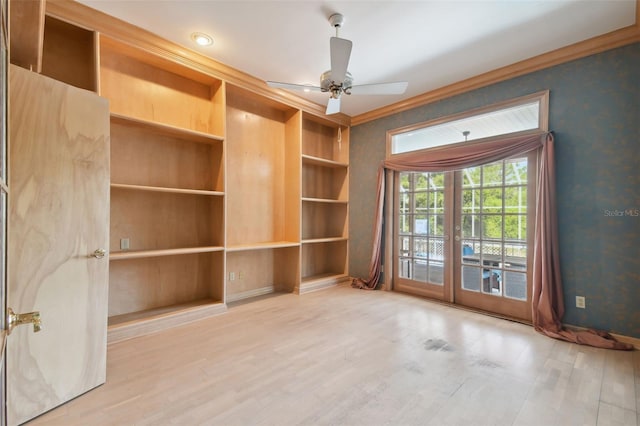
[45,0,639,129]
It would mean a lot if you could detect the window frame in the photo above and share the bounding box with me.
[386,90,549,159]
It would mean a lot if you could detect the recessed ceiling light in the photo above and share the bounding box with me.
[191,32,213,46]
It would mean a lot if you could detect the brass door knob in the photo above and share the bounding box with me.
[7,308,41,335]
[90,249,107,259]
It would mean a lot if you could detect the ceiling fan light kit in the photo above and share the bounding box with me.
[266,13,408,115]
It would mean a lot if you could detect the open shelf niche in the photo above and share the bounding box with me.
[41,15,97,92]
[225,84,301,301]
[99,34,226,342]
[299,112,350,293]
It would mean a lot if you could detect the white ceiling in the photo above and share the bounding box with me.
[78,0,636,118]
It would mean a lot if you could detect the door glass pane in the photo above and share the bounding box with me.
[415,192,427,211]
[399,193,410,213]
[396,171,446,287]
[463,167,480,188]
[399,215,410,233]
[461,214,481,238]
[462,266,481,292]
[429,238,444,261]
[482,215,502,239]
[460,157,528,301]
[414,215,428,235]
[399,257,412,279]
[462,189,480,212]
[505,214,526,240]
[414,238,427,258]
[429,215,444,236]
[482,163,503,186]
[505,187,526,213]
[414,172,429,190]
[505,158,527,185]
[504,271,526,300]
[399,236,410,257]
[400,172,410,191]
[413,259,428,282]
[428,261,444,285]
[430,190,444,212]
[482,188,503,213]
[429,173,444,189]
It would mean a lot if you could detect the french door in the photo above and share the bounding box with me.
[394,153,535,322]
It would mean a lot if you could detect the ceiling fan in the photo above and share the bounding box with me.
[266,13,408,115]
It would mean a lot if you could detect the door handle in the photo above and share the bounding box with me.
[90,248,107,259]
[7,308,42,335]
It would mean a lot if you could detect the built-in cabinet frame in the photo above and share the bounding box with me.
[10,3,351,343]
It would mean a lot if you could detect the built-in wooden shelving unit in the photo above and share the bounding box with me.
[100,35,227,341]
[10,1,351,342]
[299,113,350,293]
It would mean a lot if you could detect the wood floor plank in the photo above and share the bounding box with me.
[26,285,637,426]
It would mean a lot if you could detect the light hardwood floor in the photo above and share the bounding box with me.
[29,285,638,426]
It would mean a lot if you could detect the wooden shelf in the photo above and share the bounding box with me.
[110,183,224,197]
[107,299,226,344]
[302,237,348,244]
[302,197,348,204]
[110,246,224,260]
[301,154,348,168]
[226,241,300,252]
[110,113,224,144]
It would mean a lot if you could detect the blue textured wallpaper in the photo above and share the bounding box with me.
[350,42,640,338]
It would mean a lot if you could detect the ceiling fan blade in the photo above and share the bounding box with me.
[349,81,408,95]
[330,37,352,83]
[266,81,323,92]
[326,97,341,115]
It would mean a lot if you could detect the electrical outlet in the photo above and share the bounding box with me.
[576,296,586,309]
[120,238,130,251]
[229,272,235,281]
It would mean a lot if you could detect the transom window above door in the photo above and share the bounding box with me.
[390,92,547,155]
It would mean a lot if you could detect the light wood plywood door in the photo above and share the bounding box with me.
[7,65,110,425]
